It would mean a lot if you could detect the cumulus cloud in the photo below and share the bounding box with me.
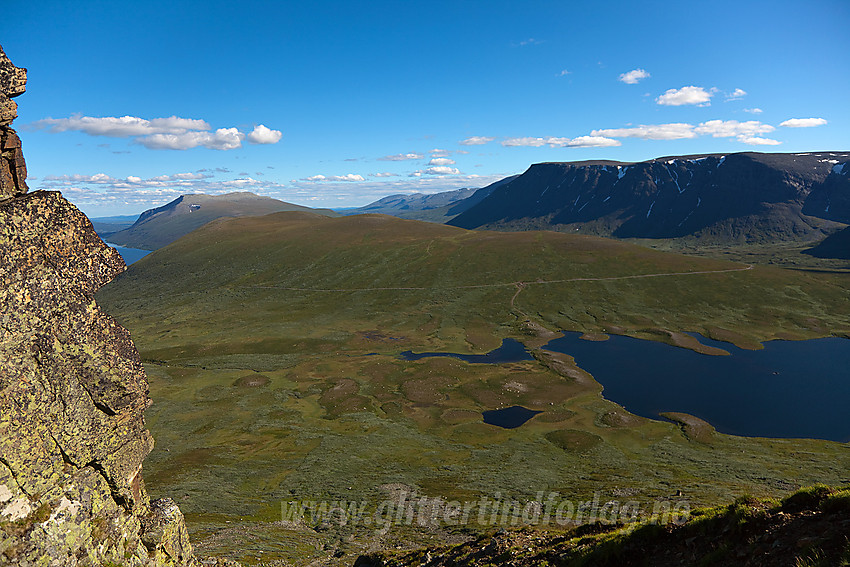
[371,172,398,178]
[693,120,775,138]
[499,135,621,149]
[619,68,650,84]
[459,136,494,145]
[725,88,747,101]
[744,108,763,114]
[302,173,365,182]
[32,114,210,137]
[779,117,828,128]
[656,86,714,106]
[499,135,621,148]
[247,124,283,144]
[31,113,280,151]
[428,157,456,166]
[410,166,462,176]
[430,148,451,157]
[378,152,424,161]
[738,136,782,146]
[592,120,778,145]
[591,123,697,140]
[138,128,245,150]
[43,171,215,186]
[502,137,548,147]
[566,136,621,148]
[426,166,461,175]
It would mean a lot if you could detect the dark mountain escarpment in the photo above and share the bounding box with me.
[449,152,850,244]
[805,225,850,259]
[0,44,228,566]
[105,191,338,250]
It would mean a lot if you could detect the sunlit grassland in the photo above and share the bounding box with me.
[97,212,850,564]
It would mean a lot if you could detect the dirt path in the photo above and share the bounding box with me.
[248,265,754,293]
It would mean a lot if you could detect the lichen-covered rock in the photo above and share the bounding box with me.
[0,43,216,566]
[0,191,198,565]
[0,45,27,100]
[0,44,28,199]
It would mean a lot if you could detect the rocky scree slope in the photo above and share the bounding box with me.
[0,44,230,566]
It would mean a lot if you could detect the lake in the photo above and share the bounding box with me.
[543,332,850,442]
[106,243,151,265]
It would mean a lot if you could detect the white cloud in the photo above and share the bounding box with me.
[738,136,782,146]
[411,166,462,176]
[558,69,571,77]
[566,136,621,148]
[693,120,774,138]
[593,119,778,144]
[500,135,620,149]
[459,136,494,145]
[656,86,714,106]
[592,123,697,140]
[247,124,282,144]
[430,148,451,157]
[371,172,398,178]
[138,128,245,150]
[691,120,779,145]
[31,113,279,151]
[502,137,553,147]
[779,117,828,128]
[302,173,365,182]
[725,88,747,101]
[425,166,461,175]
[32,114,210,137]
[743,108,763,114]
[428,157,456,166]
[619,68,650,84]
[378,152,424,161]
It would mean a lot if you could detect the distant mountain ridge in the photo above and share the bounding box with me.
[449,152,850,244]
[105,191,338,250]
[341,176,519,223]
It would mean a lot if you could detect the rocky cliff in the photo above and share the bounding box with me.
[0,44,214,566]
[449,152,850,244]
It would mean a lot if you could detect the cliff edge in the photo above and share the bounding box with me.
[0,44,220,566]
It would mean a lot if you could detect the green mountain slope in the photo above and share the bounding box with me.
[104,191,338,250]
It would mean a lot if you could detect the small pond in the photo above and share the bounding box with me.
[482,406,542,429]
[399,338,532,364]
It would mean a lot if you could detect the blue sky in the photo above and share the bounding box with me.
[4,0,848,216]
